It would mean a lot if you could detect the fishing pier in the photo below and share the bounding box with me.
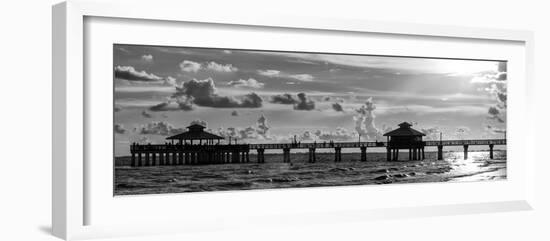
[129,122,506,167]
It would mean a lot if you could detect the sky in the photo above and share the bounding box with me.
[113,44,507,156]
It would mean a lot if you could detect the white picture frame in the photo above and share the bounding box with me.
[52,0,535,240]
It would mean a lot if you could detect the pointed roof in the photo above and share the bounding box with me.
[166,124,224,140]
[383,122,426,137]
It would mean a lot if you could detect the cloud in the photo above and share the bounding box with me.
[289,74,314,82]
[293,93,315,111]
[270,93,297,104]
[206,61,238,72]
[231,110,239,116]
[420,127,441,140]
[190,119,208,127]
[485,125,506,134]
[314,127,355,141]
[258,69,314,82]
[353,97,384,140]
[149,98,193,112]
[455,126,471,139]
[332,102,344,112]
[179,60,201,73]
[227,78,265,89]
[215,115,272,141]
[471,61,507,128]
[138,121,186,136]
[257,69,281,77]
[174,78,262,108]
[141,54,153,62]
[164,76,177,87]
[114,123,127,134]
[223,50,232,54]
[114,66,163,82]
[141,110,153,118]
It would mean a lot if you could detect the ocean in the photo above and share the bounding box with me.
[114,150,506,196]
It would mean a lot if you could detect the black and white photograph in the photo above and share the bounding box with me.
[113,44,507,195]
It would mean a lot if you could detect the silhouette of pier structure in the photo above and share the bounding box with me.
[129,122,506,167]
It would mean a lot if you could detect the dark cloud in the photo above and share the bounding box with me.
[141,110,153,118]
[114,123,127,134]
[231,110,239,116]
[138,121,186,136]
[114,66,163,82]
[293,93,315,111]
[270,93,297,105]
[332,102,344,112]
[174,78,262,108]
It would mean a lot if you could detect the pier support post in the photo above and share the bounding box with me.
[159,151,164,166]
[308,148,316,163]
[463,145,469,160]
[151,152,156,166]
[257,149,265,163]
[395,149,399,160]
[283,148,291,163]
[173,151,178,165]
[408,148,412,160]
[386,147,391,161]
[412,148,417,160]
[437,145,443,160]
[145,152,150,166]
[178,151,184,165]
[360,146,367,162]
[137,152,142,166]
[131,152,136,167]
[232,150,240,163]
[422,147,425,160]
[334,147,342,162]
[489,144,494,159]
[246,151,250,163]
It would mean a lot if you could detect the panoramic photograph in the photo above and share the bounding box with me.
[113,44,507,196]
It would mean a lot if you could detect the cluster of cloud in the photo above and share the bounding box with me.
[179,60,238,73]
[149,78,263,112]
[420,127,441,140]
[115,65,177,87]
[269,93,316,110]
[485,125,506,135]
[114,123,127,134]
[215,115,272,141]
[137,121,186,136]
[258,69,314,82]
[227,78,265,89]
[114,66,163,82]
[174,78,262,108]
[471,62,507,130]
[353,97,385,140]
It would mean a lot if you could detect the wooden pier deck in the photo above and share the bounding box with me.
[129,139,506,166]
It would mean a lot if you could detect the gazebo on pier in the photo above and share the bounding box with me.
[383,122,426,161]
[166,124,224,145]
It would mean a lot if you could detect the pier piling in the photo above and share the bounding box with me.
[463,145,469,160]
[360,146,367,162]
[489,144,494,159]
[334,147,342,162]
[437,145,443,160]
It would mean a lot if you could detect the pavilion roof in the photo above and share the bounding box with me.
[166,131,224,140]
[383,122,426,137]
